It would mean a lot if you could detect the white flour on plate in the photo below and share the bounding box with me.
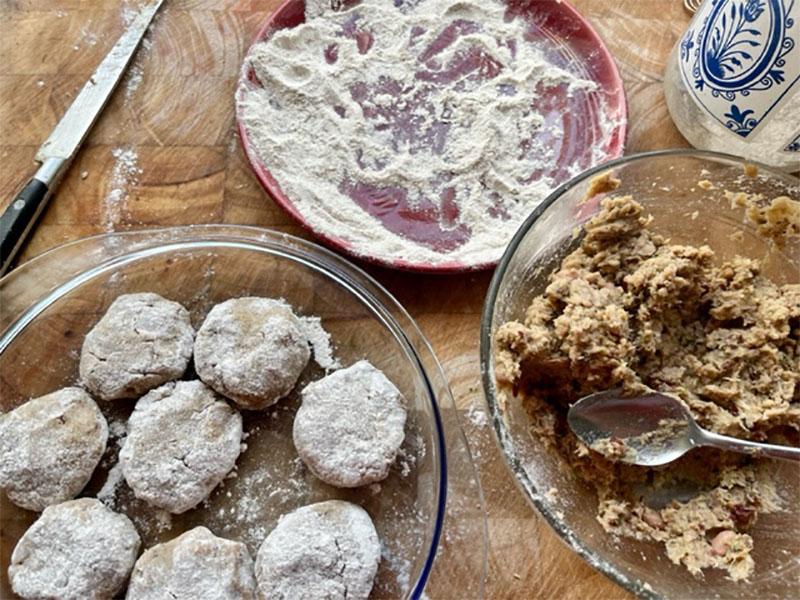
[238,0,620,267]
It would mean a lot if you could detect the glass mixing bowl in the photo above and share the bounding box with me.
[0,225,487,599]
[480,150,799,599]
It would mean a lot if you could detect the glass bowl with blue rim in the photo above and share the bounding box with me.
[0,225,487,599]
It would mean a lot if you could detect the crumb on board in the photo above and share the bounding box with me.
[727,190,759,209]
[697,179,714,190]
[744,163,759,178]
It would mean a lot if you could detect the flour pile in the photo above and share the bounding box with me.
[237,0,620,267]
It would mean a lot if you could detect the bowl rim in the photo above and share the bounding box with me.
[479,148,800,600]
[233,0,628,274]
[0,224,458,600]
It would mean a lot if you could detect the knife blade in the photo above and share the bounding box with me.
[0,0,165,276]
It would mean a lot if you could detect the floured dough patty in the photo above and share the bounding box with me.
[293,360,407,487]
[80,293,195,400]
[194,297,311,409]
[119,380,243,514]
[495,194,799,581]
[8,498,140,600]
[126,526,257,600]
[255,500,380,600]
[0,387,108,511]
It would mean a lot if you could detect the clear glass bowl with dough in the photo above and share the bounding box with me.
[480,149,799,600]
[0,226,488,599]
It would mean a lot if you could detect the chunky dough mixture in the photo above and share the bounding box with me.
[8,498,141,600]
[293,360,407,488]
[255,500,381,600]
[126,526,257,600]
[80,293,195,400]
[728,191,800,248]
[0,387,107,512]
[119,380,243,514]
[495,195,799,580]
[194,297,311,409]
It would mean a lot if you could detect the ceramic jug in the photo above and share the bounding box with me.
[664,0,800,170]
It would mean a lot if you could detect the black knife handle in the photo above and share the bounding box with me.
[0,178,51,277]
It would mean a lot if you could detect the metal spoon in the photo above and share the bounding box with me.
[568,389,800,466]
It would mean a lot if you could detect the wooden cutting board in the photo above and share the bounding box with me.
[0,0,691,598]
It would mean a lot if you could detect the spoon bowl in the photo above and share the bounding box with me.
[567,390,697,466]
[568,389,800,466]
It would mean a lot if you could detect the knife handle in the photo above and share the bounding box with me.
[1,157,67,277]
[0,178,52,277]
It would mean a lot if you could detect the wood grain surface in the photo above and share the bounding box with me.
[0,0,693,598]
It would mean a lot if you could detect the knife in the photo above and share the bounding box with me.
[0,0,165,276]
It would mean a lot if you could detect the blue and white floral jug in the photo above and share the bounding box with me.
[665,0,800,170]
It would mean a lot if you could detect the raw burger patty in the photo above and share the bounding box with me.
[194,297,311,409]
[8,498,140,600]
[293,360,406,487]
[126,526,257,600]
[119,380,243,514]
[255,500,380,600]
[0,387,107,511]
[80,292,195,400]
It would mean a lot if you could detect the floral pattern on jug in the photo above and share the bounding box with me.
[679,0,799,140]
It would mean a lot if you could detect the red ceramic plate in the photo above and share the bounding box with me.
[236,0,627,273]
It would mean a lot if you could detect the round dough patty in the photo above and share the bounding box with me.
[127,526,257,600]
[194,297,311,409]
[0,387,108,511]
[119,380,243,514]
[9,498,140,600]
[293,360,406,487]
[255,500,380,600]
[80,293,195,400]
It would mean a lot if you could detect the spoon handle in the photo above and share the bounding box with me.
[698,429,800,462]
